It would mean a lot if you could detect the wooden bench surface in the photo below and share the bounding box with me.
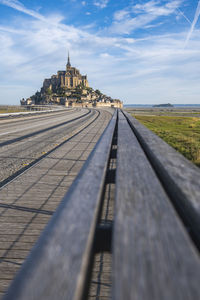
[113,110,200,300]
[124,111,200,248]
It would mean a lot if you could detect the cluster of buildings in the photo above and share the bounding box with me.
[21,54,123,108]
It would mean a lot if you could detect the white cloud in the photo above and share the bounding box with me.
[0,0,200,105]
[114,9,130,21]
[0,0,66,25]
[99,52,111,58]
[110,0,183,34]
[184,0,200,47]
[176,8,191,24]
[133,0,182,16]
[144,22,164,29]
[93,0,109,9]
[110,14,156,35]
[0,0,46,21]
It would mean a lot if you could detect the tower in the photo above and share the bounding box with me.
[67,51,71,69]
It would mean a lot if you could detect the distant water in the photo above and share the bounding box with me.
[124,104,200,108]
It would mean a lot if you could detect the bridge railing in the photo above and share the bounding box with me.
[3,109,200,300]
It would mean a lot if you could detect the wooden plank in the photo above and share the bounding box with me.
[0,109,112,298]
[113,110,200,300]
[124,111,200,247]
[3,111,117,300]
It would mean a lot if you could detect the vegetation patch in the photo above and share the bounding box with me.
[0,106,27,114]
[133,115,200,167]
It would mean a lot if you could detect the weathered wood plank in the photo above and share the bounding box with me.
[3,111,117,300]
[124,110,200,247]
[113,110,200,300]
[0,109,112,298]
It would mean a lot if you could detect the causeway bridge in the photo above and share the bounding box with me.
[0,108,199,299]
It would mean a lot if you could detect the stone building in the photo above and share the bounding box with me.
[21,53,123,108]
[42,53,89,92]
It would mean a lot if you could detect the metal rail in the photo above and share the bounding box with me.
[0,105,70,118]
[0,109,92,148]
[0,109,100,188]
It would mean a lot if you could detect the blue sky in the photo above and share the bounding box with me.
[0,0,200,105]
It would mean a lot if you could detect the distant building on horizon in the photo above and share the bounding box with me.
[42,53,89,93]
[21,53,123,108]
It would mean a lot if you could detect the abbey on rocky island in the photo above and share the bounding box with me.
[21,54,123,108]
[43,53,89,92]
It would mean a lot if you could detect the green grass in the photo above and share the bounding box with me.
[133,115,200,167]
[0,109,25,113]
[0,106,27,114]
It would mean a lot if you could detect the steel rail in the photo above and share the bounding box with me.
[0,108,77,128]
[0,109,92,148]
[0,109,100,189]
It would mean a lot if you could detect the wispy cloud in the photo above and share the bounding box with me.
[0,0,66,25]
[176,8,191,24]
[0,0,200,104]
[133,0,182,16]
[109,0,183,34]
[0,0,45,21]
[93,0,109,9]
[114,8,130,21]
[184,0,200,47]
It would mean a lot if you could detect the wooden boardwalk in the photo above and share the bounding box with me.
[0,109,112,298]
[89,143,116,300]
[1,108,200,300]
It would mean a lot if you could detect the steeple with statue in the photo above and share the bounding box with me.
[41,52,89,91]
[67,52,71,69]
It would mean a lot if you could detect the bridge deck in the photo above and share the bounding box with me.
[0,109,112,298]
[1,108,200,300]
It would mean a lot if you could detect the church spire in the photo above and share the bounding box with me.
[67,51,71,68]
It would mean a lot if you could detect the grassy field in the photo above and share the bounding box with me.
[132,114,200,167]
[0,106,27,114]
